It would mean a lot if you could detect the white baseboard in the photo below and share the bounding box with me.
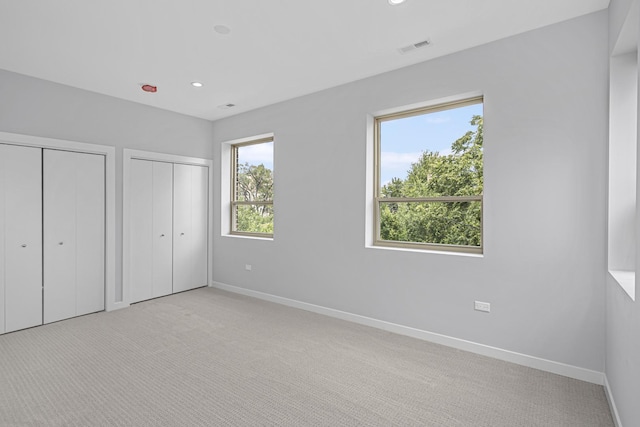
[210,281,604,385]
[604,375,623,427]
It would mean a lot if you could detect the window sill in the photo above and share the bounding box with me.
[224,233,273,242]
[366,244,483,258]
[609,270,635,301]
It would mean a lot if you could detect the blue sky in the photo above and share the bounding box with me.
[380,103,482,185]
[238,141,274,171]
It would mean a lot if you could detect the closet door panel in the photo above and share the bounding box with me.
[0,145,5,333]
[191,165,208,288]
[44,150,105,323]
[173,164,208,293]
[1,144,43,333]
[172,163,192,293]
[75,152,105,316]
[43,150,77,324]
[129,159,153,303]
[152,161,173,298]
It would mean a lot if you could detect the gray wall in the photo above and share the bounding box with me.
[0,69,214,300]
[606,0,640,425]
[212,11,609,372]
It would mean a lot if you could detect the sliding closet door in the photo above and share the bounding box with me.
[0,144,43,333]
[43,150,105,324]
[173,164,208,293]
[130,159,173,303]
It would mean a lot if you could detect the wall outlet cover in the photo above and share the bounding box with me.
[474,301,490,313]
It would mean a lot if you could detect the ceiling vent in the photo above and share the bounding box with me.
[398,39,431,54]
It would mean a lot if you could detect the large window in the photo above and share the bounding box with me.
[231,137,274,237]
[374,97,483,253]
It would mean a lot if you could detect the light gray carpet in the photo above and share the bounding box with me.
[0,287,613,426]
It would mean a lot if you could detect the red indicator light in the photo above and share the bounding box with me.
[141,84,157,93]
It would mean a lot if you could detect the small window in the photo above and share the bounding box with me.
[374,97,483,253]
[231,137,274,237]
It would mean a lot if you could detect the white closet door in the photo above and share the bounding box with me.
[173,164,192,293]
[130,159,173,303]
[75,153,105,316]
[0,145,4,333]
[129,159,154,303]
[0,144,43,333]
[43,150,75,323]
[151,161,173,298]
[173,164,208,293]
[190,165,208,287]
[43,150,105,324]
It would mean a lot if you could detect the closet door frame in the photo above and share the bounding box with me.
[123,149,213,306]
[0,131,118,311]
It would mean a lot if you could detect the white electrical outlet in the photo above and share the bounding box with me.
[474,301,490,313]
[245,264,252,271]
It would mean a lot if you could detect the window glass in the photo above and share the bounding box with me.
[232,139,274,236]
[376,98,483,252]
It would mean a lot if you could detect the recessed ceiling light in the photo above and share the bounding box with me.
[214,25,231,35]
[191,81,203,88]
[388,0,406,4]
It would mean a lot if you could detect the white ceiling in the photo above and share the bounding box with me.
[0,0,609,121]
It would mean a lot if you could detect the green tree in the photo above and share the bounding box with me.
[380,115,483,246]
[236,163,274,233]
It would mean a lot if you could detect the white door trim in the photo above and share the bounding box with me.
[123,149,213,306]
[0,131,118,312]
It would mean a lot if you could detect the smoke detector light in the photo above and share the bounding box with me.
[191,81,203,88]
[388,0,406,4]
